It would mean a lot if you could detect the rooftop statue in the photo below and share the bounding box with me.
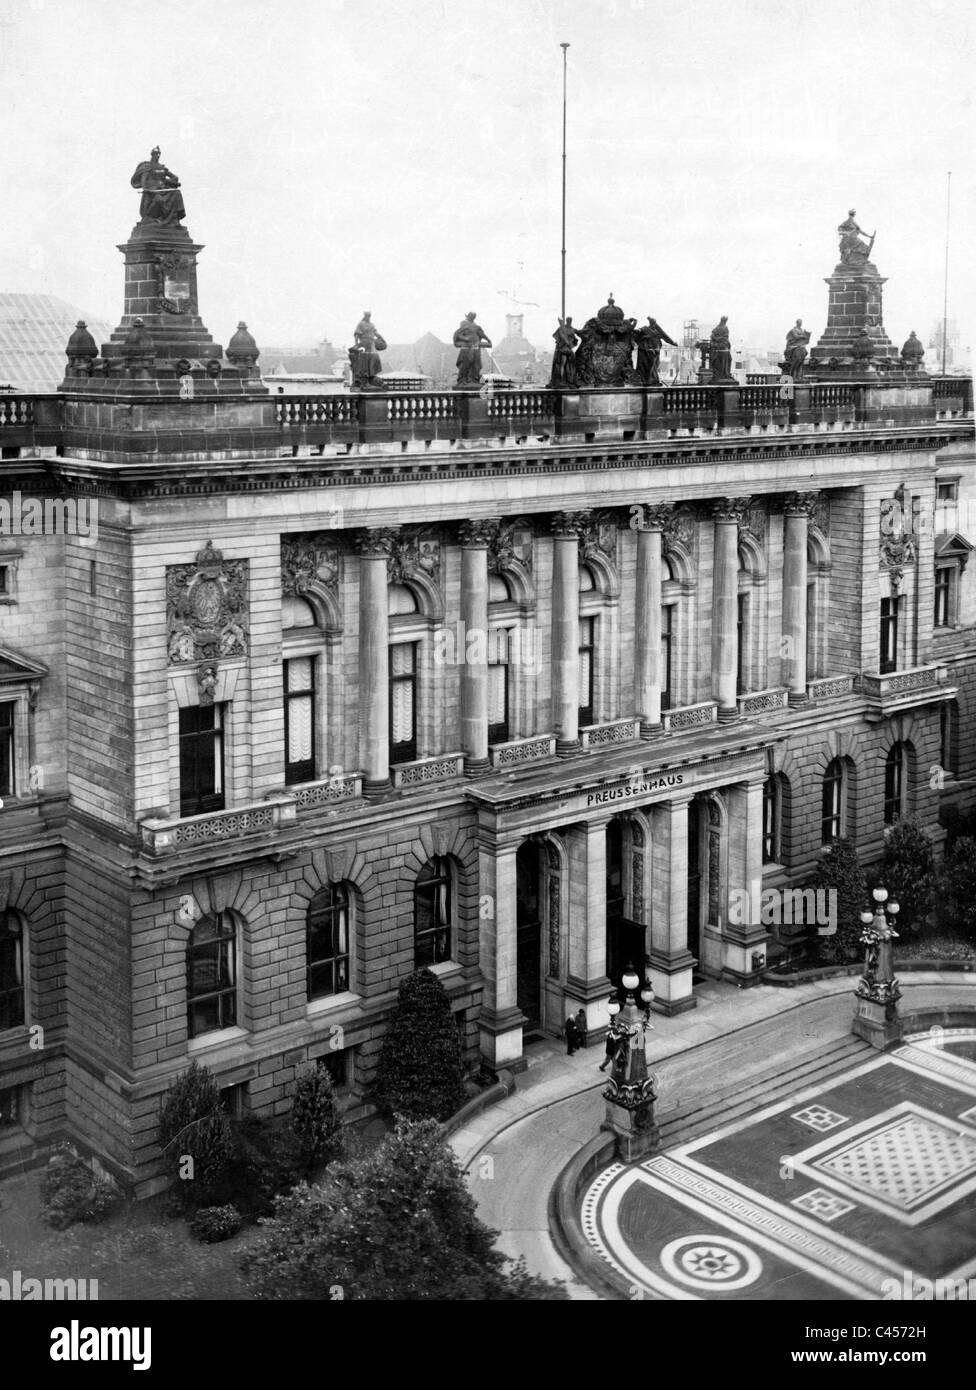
[901,330,925,370]
[454,312,492,388]
[350,310,387,390]
[549,317,580,389]
[131,147,186,228]
[783,319,811,380]
[635,317,677,387]
[576,294,640,388]
[837,209,875,266]
[709,316,735,384]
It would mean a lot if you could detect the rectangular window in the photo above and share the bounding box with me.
[884,752,903,826]
[487,628,510,744]
[187,912,236,1038]
[936,481,958,504]
[0,566,7,597]
[661,605,673,711]
[578,617,595,726]
[389,643,417,764]
[308,886,350,999]
[941,703,956,776]
[934,568,952,628]
[0,703,13,799]
[0,1085,24,1130]
[736,593,747,694]
[762,777,778,863]
[284,657,316,784]
[179,704,225,817]
[880,597,899,674]
[317,1051,348,1088]
[0,916,25,1031]
[821,767,843,844]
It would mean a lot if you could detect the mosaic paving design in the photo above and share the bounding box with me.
[799,1105,976,1221]
[579,1036,976,1300]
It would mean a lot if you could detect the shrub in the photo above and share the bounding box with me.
[240,1117,566,1301]
[376,969,467,1122]
[290,1065,344,1175]
[811,839,868,964]
[157,1061,235,1208]
[41,1146,121,1230]
[936,837,976,941]
[880,818,936,933]
[189,1205,243,1244]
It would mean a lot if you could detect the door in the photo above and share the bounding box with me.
[516,842,543,1030]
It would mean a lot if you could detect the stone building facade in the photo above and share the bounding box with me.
[0,219,973,1192]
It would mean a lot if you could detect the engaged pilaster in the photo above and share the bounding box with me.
[782,493,818,705]
[458,520,494,774]
[635,504,672,736]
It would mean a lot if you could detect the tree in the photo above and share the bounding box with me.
[157,1061,235,1206]
[240,1117,566,1300]
[290,1065,344,1175]
[376,968,467,1121]
[937,837,976,941]
[880,818,935,933]
[811,839,868,964]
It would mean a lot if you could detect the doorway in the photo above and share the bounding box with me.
[516,842,543,1031]
[687,801,703,963]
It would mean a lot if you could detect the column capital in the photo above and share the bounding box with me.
[711,496,752,524]
[550,509,592,539]
[355,526,398,558]
[637,503,674,533]
[783,491,820,518]
[458,518,498,547]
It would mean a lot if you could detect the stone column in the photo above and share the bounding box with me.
[550,511,589,756]
[477,836,525,1072]
[648,795,696,1014]
[565,817,612,1036]
[458,521,493,774]
[356,528,396,795]
[711,498,749,721]
[782,493,817,705]
[636,505,671,736]
[722,777,770,986]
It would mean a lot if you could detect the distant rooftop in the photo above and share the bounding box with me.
[0,293,112,392]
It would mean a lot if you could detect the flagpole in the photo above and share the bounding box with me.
[941,171,951,377]
[560,42,570,321]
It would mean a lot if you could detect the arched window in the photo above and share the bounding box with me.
[762,776,780,863]
[884,743,911,826]
[821,758,850,844]
[389,583,422,765]
[187,911,237,1038]
[0,911,25,1031]
[307,884,351,999]
[415,858,452,968]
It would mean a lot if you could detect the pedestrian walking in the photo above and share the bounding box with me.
[599,1022,618,1071]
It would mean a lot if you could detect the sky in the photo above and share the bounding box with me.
[1,0,973,356]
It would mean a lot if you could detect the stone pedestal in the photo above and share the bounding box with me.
[852,994,904,1050]
[809,260,899,378]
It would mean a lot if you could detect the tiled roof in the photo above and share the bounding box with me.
[0,293,112,393]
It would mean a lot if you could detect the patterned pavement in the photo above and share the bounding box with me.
[581,1030,976,1300]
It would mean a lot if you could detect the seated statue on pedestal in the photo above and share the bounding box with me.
[350,311,387,390]
[131,147,186,227]
[837,209,875,265]
[901,330,925,371]
[709,316,735,383]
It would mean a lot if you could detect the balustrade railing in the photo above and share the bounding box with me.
[274,395,357,428]
[809,384,855,409]
[0,396,33,428]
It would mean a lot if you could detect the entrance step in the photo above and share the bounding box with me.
[653,1034,872,1148]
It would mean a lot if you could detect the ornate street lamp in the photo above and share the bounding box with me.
[852,884,903,1049]
[602,963,659,1162]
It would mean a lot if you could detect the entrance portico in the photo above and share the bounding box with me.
[468,728,775,1071]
